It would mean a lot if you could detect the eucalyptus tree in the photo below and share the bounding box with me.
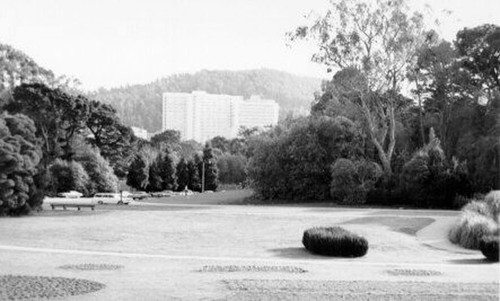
[289,0,435,176]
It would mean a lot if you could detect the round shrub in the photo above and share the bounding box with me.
[448,211,498,249]
[479,235,499,262]
[302,226,368,257]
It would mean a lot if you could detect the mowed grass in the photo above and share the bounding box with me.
[0,204,455,264]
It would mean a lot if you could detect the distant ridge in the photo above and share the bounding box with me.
[89,69,323,132]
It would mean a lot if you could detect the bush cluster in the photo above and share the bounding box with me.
[484,191,500,221]
[302,226,368,257]
[448,191,500,253]
[448,211,498,249]
[248,116,364,201]
[330,159,382,205]
[400,130,472,208]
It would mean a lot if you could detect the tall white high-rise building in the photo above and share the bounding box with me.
[162,91,279,142]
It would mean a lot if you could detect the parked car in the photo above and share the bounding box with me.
[121,191,133,198]
[150,190,175,198]
[130,191,150,200]
[181,189,194,196]
[93,193,131,205]
[57,191,83,198]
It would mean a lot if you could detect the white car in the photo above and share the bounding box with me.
[93,193,131,205]
[57,191,83,198]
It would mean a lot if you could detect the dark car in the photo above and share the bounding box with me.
[130,191,150,200]
[150,190,175,198]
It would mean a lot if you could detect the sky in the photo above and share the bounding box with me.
[0,0,499,91]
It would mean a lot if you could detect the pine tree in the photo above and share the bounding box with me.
[147,156,163,192]
[158,150,177,191]
[126,154,149,190]
[187,157,201,192]
[202,143,219,191]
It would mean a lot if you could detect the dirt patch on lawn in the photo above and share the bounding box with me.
[0,275,105,300]
[198,265,306,273]
[386,268,442,276]
[59,263,123,271]
[343,216,435,235]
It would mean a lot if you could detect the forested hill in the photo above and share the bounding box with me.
[89,69,323,133]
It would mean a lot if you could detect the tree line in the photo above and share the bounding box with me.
[247,0,499,208]
[125,142,218,193]
[126,128,258,192]
[0,81,135,214]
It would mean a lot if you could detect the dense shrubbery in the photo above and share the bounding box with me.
[484,191,500,221]
[302,226,368,257]
[400,129,472,208]
[0,113,42,215]
[448,211,498,249]
[48,159,90,196]
[463,201,492,217]
[449,191,500,251]
[73,144,118,195]
[248,116,363,201]
[217,153,247,185]
[330,159,382,204]
[1,73,136,214]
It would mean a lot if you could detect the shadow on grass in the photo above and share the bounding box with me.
[447,258,492,265]
[268,247,327,260]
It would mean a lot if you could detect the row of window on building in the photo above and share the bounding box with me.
[131,91,280,143]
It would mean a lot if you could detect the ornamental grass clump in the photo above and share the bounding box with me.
[484,191,500,221]
[463,201,491,217]
[302,226,368,257]
[448,190,500,253]
[448,211,498,249]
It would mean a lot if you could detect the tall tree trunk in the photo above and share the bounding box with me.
[415,77,426,146]
[361,99,395,177]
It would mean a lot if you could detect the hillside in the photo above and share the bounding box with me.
[89,69,323,132]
